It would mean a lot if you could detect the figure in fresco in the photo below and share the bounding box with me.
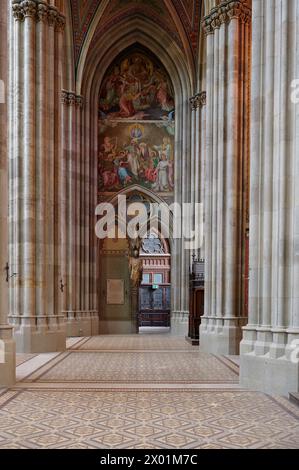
[150,149,160,169]
[139,142,150,160]
[118,78,142,118]
[156,78,175,112]
[101,166,119,189]
[154,137,172,160]
[144,159,158,184]
[114,159,133,186]
[152,153,170,192]
[102,66,121,109]
[127,150,140,178]
[101,136,118,159]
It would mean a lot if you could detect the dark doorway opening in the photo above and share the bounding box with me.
[138,233,171,331]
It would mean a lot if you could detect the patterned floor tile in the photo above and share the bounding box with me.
[0,390,298,449]
[1,335,299,448]
[73,335,195,351]
[28,351,238,384]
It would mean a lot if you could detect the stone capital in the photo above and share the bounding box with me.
[202,0,251,34]
[12,2,24,21]
[12,0,65,30]
[61,91,84,108]
[47,6,58,27]
[190,92,206,110]
[75,95,84,108]
[55,14,66,33]
[37,3,48,23]
[202,16,214,36]
[21,0,37,19]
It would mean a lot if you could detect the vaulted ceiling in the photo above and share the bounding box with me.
[70,0,203,70]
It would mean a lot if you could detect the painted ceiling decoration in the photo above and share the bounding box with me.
[70,0,100,65]
[90,0,184,55]
[171,0,202,55]
[70,0,202,69]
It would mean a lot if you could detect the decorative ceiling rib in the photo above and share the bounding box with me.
[90,0,184,54]
[70,0,202,70]
[70,0,100,66]
[171,0,201,54]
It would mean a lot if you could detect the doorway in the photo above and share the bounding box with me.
[99,237,134,334]
[138,233,171,332]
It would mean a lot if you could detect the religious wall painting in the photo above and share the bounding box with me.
[99,53,175,121]
[98,50,175,197]
[98,122,174,194]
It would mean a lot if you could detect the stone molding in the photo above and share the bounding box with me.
[202,0,251,35]
[61,91,84,108]
[12,0,65,31]
[190,91,207,110]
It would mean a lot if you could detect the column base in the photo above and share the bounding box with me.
[199,316,248,355]
[0,326,16,387]
[10,316,66,353]
[240,327,299,395]
[171,311,189,336]
[64,311,99,337]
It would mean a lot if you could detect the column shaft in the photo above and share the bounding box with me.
[240,0,299,395]
[0,0,16,387]
[200,0,251,354]
[9,0,66,352]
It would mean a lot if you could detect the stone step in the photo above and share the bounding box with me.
[289,392,299,407]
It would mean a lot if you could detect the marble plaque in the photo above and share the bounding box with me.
[107,279,125,305]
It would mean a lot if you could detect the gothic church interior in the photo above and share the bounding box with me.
[0,0,299,449]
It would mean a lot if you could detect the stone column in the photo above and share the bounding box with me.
[200,0,251,354]
[9,0,66,353]
[240,0,299,395]
[0,0,16,387]
[170,87,192,336]
[60,91,98,337]
[190,92,207,260]
[199,91,207,259]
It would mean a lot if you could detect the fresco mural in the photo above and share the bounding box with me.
[99,52,175,121]
[98,122,174,193]
[99,51,175,195]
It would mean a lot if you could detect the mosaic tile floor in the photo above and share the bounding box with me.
[23,350,238,384]
[73,335,195,351]
[0,389,298,449]
[1,335,298,448]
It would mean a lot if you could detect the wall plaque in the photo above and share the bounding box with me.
[107,279,125,305]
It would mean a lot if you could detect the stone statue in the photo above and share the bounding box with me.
[128,238,143,287]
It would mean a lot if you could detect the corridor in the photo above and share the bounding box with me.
[0,335,298,449]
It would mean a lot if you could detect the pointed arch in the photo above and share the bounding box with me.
[76,14,193,323]
[106,185,175,244]
[78,15,194,96]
